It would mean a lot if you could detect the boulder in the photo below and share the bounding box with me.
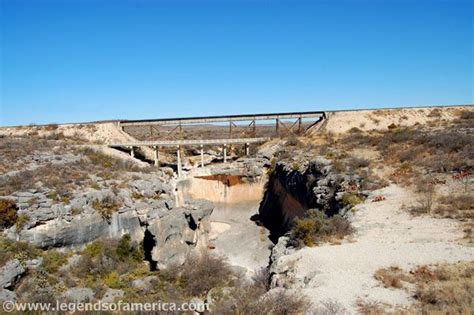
[131,276,159,294]
[0,289,16,302]
[148,200,214,268]
[62,288,94,303]
[0,260,26,289]
[100,288,124,303]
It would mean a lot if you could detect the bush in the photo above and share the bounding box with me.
[116,234,143,262]
[341,193,363,207]
[291,218,316,247]
[346,157,370,171]
[0,237,42,267]
[164,252,233,297]
[15,214,30,231]
[0,199,18,229]
[42,250,69,274]
[290,210,353,247]
[92,195,122,221]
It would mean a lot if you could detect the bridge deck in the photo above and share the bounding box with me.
[119,110,325,126]
[109,137,269,147]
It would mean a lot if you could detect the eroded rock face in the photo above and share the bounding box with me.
[17,211,143,248]
[148,199,214,269]
[0,260,25,290]
[258,158,357,242]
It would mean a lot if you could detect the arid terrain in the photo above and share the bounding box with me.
[0,105,472,314]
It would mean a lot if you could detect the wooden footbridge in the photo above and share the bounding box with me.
[111,111,325,175]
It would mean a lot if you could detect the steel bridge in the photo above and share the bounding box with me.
[112,111,326,176]
[119,111,326,140]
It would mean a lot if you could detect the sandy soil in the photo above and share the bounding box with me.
[275,184,474,313]
[320,106,469,134]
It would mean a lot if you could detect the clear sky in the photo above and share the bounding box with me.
[0,0,472,126]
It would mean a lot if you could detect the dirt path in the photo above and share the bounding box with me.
[274,184,474,313]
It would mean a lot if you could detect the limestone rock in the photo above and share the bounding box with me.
[62,288,94,303]
[0,289,16,302]
[100,288,124,303]
[0,260,26,289]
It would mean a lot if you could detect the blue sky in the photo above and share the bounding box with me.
[0,0,472,126]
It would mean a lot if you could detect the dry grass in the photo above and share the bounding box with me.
[374,262,474,313]
[91,195,122,221]
[163,251,234,297]
[0,147,149,197]
[0,199,18,229]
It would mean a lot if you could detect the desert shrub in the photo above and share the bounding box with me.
[459,110,474,120]
[92,195,122,221]
[74,237,144,288]
[409,179,435,215]
[374,262,474,313]
[249,290,311,315]
[285,135,303,147]
[213,287,311,315]
[252,267,271,291]
[341,193,363,206]
[45,123,59,131]
[434,194,474,220]
[116,234,143,262]
[164,252,233,297]
[42,250,69,274]
[438,194,473,211]
[428,108,442,117]
[290,210,353,247]
[15,214,30,231]
[374,266,408,288]
[0,199,18,229]
[291,217,316,247]
[346,157,370,171]
[0,237,42,267]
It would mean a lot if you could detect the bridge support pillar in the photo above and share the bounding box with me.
[177,146,182,178]
[245,143,250,156]
[223,144,227,163]
[200,145,204,167]
[153,146,160,166]
[130,147,135,158]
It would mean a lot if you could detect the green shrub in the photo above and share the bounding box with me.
[291,218,316,247]
[42,250,69,274]
[15,214,30,231]
[341,193,363,206]
[82,241,104,258]
[0,237,42,267]
[0,199,18,229]
[290,210,353,247]
[116,234,143,262]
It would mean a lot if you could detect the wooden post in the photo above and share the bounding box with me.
[298,117,302,134]
[153,146,159,166]
[276,118,279,136]
[223,144,227,163]
[200,145,204,168]
[177,146,182,178]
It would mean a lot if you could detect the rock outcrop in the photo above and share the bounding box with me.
[258,158,356,242]
[148,199,214,269]
[0,260,25,290]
